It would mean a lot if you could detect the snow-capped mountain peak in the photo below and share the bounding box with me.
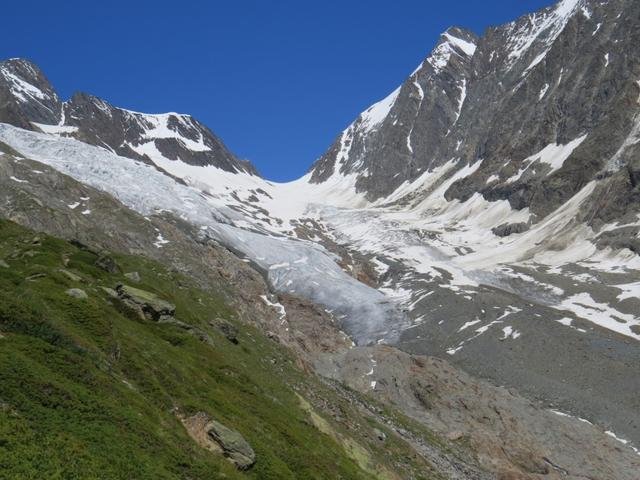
[0,58,61,127]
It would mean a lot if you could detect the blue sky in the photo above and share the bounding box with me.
[3,0,554,181]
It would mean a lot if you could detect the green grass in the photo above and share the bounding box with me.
[0,219,416,479]
[0,218,453,479]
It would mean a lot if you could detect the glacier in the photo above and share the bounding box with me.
[0,122,408,345]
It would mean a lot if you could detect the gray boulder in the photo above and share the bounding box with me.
[66,288,88,300]
[95,253,120,274]
[124,271,141,282]
[491,222,530,238]
[207,419,256,470]
[115,284,175,321]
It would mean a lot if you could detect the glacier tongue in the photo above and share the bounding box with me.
[0,122,406,345]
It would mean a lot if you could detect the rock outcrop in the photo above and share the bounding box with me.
[115,284,175,321]
[180,412,256,470]
[210,317,239,344]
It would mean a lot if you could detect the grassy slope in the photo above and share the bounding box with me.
[0,219,441,479]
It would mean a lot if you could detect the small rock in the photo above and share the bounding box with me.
[95,253,120,274]
[266,331,280,343]
[374,428,387,442]
[59,269,81,282]
[0,260,9,268]
[210,318,239,344]
[207,419,256,470]
[25,273,47,281]
[66,288,88,300]
[124,271,141,282]
[100,287,119,298]
[446,431,465,441]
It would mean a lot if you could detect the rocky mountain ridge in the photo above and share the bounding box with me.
[310,0,640,244]
[0,58,256,174]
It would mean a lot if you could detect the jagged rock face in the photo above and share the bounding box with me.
[0,59,61,128]
[310,0,640,220]
[62,92,256,173]
[0,59,256,175]
[310,27,478,199]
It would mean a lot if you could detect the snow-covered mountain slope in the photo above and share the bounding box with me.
[0,59,255,175]
[0,0,638,357]
[309,26,478,200]
[309,0,640,236]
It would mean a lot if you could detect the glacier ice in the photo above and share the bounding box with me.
[0,122,407,345]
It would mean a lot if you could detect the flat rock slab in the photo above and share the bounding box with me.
[115,284,175,321]
[59,269,81,282]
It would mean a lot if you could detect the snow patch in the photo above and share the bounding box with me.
[506,134,587,181]
[359,87,401,133]
[260,295,287,320]
[558,293,640,340]
[539,83,550,100]
[442,32,477,57]
[32,123,78,135]
[153,233,169,248]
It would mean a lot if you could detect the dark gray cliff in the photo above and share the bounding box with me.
[0,59,61,128]
[310,27,478,198]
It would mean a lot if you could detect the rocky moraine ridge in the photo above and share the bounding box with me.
[1,0,640,478]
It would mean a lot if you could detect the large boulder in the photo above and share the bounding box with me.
[207,419,256,470]
[115,284,175,321]
[491,222,530,238]
[180,412,256,470]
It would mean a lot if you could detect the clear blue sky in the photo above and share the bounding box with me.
[3,0,554,181]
